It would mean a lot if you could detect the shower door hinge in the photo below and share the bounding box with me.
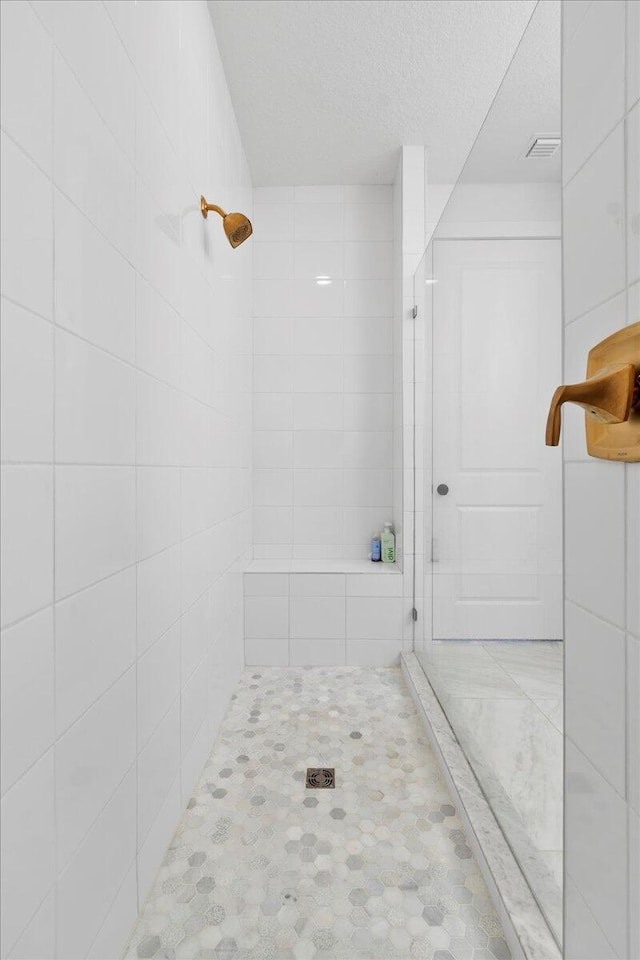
[412,305,418,319]
[411,607,418,622]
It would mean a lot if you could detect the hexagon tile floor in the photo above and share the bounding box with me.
[124,667,511,960]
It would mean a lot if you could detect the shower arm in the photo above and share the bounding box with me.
[200,198,227,220]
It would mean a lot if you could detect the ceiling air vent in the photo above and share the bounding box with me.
[525,136,561,159]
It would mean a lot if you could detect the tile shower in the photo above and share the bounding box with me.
[1,2,638,960]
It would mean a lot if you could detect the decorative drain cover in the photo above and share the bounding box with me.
[306,767,335,789]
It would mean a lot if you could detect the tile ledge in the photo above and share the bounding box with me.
[245,559,403,574]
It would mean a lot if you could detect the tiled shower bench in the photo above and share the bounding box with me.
[243,559,410,666]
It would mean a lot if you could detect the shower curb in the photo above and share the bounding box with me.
[401,653,561,960]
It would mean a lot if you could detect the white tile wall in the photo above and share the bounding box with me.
[0,1,252,957]
[244,571,407,666]
[252,185,395,561]
[562,2,640,956]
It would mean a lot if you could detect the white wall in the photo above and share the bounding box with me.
[252,185,394,561]
[0,2,252,957]
[561,1,639,956]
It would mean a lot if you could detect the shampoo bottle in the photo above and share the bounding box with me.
[381,522,395,563]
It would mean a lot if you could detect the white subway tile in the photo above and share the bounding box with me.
[86,862,137,960]
[56,767,136,960]
[344,393,393,431]
[344,203,392,241]
[254,431,293,468]
[347,597,403,639]
[135,276,181,386]
[0,608,54,792]
[290,574,345,596]
[54,53,134,261]
[0,0,52,173]
[137,699,180,845]
[293,317,343,356]
[563,0,625,182]
[136,373,181,466]
[55,191,135,362]
[254,355,293,393]
[293,431,343,469]
[253,506,293,545]
[244,573,289,597]
[293,278,343,318]
[253,202,294,241]
[254,468,294,506]
[244,597,289,639]
[53,0,135,161]
[293,355,343,392]
[181,663,207,757]
[565,602,627,794]
[253,393,293,430]
[55,466,135,600]
[55,568,136,735]
[56,668,135,870]
[293,469,343,507]
[6,889,55,960]
[0,133,53,320]
[294,241,343,279]
[0,299,53,462]
[0,465,53,627]
[137,777,181,906]
[294,203,343,242]
[344,355,393,393]
[566,740,628,956]
[344,279,393,318]
[563,124,625,322]
[138,624,180,750]
[244,637,289,666]
[290,596,345,639]
[253,317,292,355]
[293,394,343,431]
[55,330,135,464]
[346,639,403,666]
[253,278,293,318]
[137,544,181,655]
[0,751,55,956]
[344,242,393,279]
[254,242,294,279]
[289,637,345,666]
[136,466,181,560]
[565,462,625,626]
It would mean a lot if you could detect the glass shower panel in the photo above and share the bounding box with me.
[413,236,564,945]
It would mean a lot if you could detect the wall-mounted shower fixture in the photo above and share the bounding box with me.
[546,322,640,461]
[200,196,253,248]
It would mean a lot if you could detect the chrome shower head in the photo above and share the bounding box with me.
[200,196,253,248]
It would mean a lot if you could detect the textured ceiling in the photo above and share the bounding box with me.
[207,0,537,185]
[461,0,561,183]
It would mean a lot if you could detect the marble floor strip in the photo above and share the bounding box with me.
[124,667,512,960]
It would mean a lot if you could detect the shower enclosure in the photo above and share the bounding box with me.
[409,1,564,950]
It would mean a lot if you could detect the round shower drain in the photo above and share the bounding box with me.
[306,767,335,789]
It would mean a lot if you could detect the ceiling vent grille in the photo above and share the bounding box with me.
[525,136,561,159]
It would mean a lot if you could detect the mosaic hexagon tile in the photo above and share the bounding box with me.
[124,668,511,960]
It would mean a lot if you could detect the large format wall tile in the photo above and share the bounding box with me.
[0,2,253,955]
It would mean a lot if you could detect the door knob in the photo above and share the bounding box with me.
[436,484,449,496]
[545,322,640,461]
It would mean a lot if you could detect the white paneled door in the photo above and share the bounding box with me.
[431,239,563,639]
